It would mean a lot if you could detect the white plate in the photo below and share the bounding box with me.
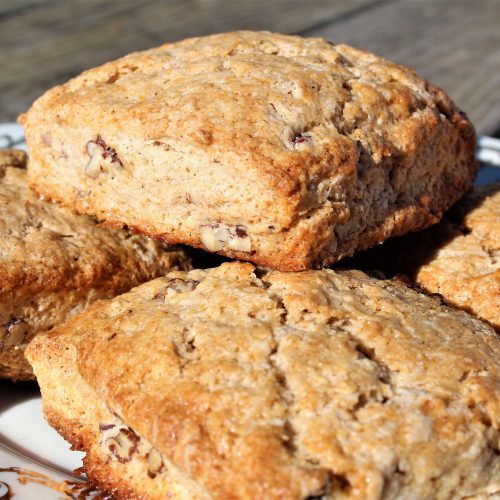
[0,380,86,499]
[0,123,499,499]
[0,123,26,151]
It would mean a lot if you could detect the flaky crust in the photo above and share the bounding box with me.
[0,163,190,380]
[21,31,476,271]
[27,262,500,499]
[414,184,499,329]
[345,184,499,330]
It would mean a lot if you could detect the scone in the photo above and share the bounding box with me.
[20,31,477,271]
[26,262,500,499]
[346,184,499,330]
[0,155,190,381]
[414,184,499,329]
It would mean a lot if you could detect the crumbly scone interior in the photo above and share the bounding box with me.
[28,263,500,499]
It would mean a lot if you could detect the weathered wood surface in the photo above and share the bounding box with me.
[1,0,499,136]
[308,0,500,137]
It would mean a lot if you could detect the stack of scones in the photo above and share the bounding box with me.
[0,31,496,499]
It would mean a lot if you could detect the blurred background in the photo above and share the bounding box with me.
[1,0,499,137]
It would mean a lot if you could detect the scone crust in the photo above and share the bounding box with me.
[347,184,499,330]
[27,262,500,499]
[0,164,189,380]
[26,327,189,500]
[414,184,500,329]
[21,31,476,270]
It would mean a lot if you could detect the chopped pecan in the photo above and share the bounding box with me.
[154,278,200,300]
[84,135,122,178]
[103,428,140,464]
[292,133,311,144]
[199,223,251,252]
[147,447,165,478]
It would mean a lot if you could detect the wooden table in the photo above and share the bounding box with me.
[1,0,499,136]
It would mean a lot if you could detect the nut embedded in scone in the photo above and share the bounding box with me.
[147,447,165,478]
[154,278,200,299]
[103,427,140,464]
[199,223,251,252]
[0,149,27,171]
[85,136,122,178]
[292,132,311,145]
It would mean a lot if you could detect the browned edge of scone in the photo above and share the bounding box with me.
[341,183,499,331]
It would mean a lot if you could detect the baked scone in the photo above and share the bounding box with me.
[414,184,499,329]
[26,262,500,499]
[20,31,477,271]
[345,184,499,330]
[0,157,190,381]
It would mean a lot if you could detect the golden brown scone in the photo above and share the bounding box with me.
[414,184,499,329]
[344,184,499,330]
[20,31,476,271]
[0,161,190,381]
[27,262,500,499]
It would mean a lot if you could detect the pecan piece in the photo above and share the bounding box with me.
[147,447,165,478]
[0,149,27,170]
[199,224,224,252]
[84,135,122,178]
[154,278,199,300]
[199,223,251,253]
[103,428,140,464]
[292,133,311,144]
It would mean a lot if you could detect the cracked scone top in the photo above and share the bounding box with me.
[0,155,190,381]
[346,184,500,330]
[414,184,500,330]
[27,262,500,499]
[21,31,476,270]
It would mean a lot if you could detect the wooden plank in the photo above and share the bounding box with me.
[0,0,54,17]
[0,0,377,122]
[307,0,500,136]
